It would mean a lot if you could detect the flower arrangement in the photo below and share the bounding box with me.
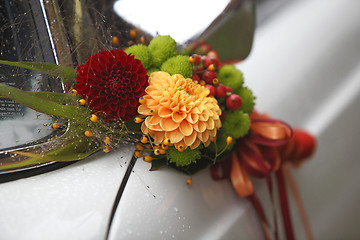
[0,34,316,239]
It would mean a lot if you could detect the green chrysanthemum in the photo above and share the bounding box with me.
[222,110,250,139]
[218,65,244,92]
[236,87,255,113]
[167,147,202,167]
[208,111,250,154]
[148,35,177,67]
[125,44,152,69]
[161,55,192,78]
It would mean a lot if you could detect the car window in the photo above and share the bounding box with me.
[0,0,65,174]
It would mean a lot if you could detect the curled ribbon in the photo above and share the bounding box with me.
[230,151,254,197]
[210,110,316,240]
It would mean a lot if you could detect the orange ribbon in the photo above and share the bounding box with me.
[230,151,254,197]
[211,110,316,240]
[251,121,291,140]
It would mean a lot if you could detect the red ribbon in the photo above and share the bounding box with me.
[210,110,316,240]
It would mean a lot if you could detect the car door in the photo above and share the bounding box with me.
[0,1,263,239]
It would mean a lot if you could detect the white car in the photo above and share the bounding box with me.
[1,0,359,239]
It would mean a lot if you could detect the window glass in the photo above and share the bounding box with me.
[0,0,62,151]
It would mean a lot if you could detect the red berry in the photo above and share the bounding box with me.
[198,44,212,54]
[203,56,220,69]
[226,94,242,111]
[192,74,200,83]
[207,50,219,58]
[195,65,204,72]
[190,54,201,64]
[189,42,200,52]
[225,86,233,95]
[202,71,217,84]
[205,84,216,96]
[215,84,227,98]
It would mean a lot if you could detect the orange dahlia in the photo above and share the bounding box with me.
[138,71,222,150]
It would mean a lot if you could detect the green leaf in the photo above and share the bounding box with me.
[12,138,100,162]
[149,158,167,171]
[0,138,100,171]
[57,122,85,140]
[167,147,202,167]
[0,84,88,121]
[46,137,92,157]
[0,60,77,84]
[0,157,49,172]
[29,91,77,105]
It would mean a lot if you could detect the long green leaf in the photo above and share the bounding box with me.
[12,146,100,162]
[0,157,49,172]
[46,137,92,157]
[0,138,100,171]
[0,60,77,84]
[29,91,78,105]
[0,84,88,121]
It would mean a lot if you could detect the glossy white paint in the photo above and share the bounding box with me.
[0,146,134,240]
[109,0,360,239]
[1,0,359,239]
[107,160,264,240]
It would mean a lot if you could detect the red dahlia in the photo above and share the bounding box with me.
[75,50,148,121]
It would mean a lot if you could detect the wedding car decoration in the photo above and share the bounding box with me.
[0,34,316,240]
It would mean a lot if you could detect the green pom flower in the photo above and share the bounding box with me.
[222,110,250,139]
[147,67,160,77]
[125,44,152,69]
[237,87,255,113]
[161,55,192,78]
[218,65,244,92]
[208,111,249,154]
[167,147,201,167]
[148,35,177,67]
